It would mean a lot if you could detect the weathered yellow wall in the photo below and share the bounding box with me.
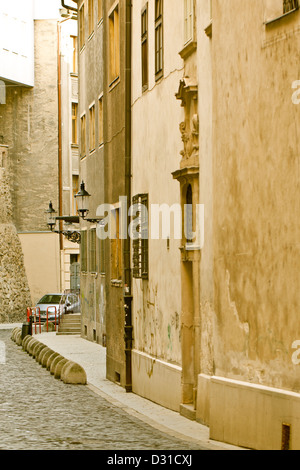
[211,0,300,394]
[131,0,184,405]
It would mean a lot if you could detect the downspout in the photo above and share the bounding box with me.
[124,0,133,393]
[57,23,63,257]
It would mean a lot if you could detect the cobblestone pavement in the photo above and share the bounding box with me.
[0,330,207,451]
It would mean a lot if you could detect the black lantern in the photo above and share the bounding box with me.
[46,201,57,231]
[75,181,91,219]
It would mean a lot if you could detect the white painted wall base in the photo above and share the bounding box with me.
[197,375,300,450]
[132,349,182,412]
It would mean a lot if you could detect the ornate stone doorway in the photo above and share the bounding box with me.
[173,79,200,419]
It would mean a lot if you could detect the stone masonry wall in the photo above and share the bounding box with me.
[0,164,31,322]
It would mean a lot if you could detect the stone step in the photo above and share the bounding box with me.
[58,322,81,329]
[180,403,196,421]
[57,314,81,335]
[57,329,81,335]
[56,331,81,335]
[58,326,80,330]
[60,315,81,322]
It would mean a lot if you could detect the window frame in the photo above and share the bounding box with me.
[71,35,78,74]
[88,0,95,37]
[98,94,104,146]
[79,3,85,50]
[155,0,164,81]
[72,174,79,216]
[80,113,86,158]
[89,227,97,273]
[80,230,88,272]
[72,102,78,145]
[96,228,106,275]
[141,3,149,92]
[109,4,120,86]
[111,207,122,281]
[184,0,194,45]
[283,0,299,13]
[98,0,103,23]
[89,103,96,153]
[132,194,149,280]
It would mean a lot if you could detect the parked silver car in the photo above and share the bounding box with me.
[35,292,80,322]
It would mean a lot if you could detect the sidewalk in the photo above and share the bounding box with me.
[4,324,242,451]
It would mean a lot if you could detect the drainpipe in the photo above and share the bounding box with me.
[124,0,133,393]
[57,22,63,256]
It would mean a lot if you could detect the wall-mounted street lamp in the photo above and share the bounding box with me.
[74,181,103,223]
[45,201,81,244]
[74,181,90,220]
[46,201,57,231]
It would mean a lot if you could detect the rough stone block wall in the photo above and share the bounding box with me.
[0,166,31,322]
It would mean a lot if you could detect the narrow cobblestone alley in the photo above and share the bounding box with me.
[0,330,207,451]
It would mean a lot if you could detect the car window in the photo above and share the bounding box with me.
[38,295,62,304]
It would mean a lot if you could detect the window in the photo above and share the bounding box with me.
[185,184,194,243]
[184,0,193,44]
[155,0,163,80]
[98,95,104,145]
[89,228,97,273]
[89,104,95,152]
[97,229,105,274]
[132,194,149,280]
[98,0,103,22]
[88,0,94,36]
[79,3,85,50]
[81,230,87,272]
[72,103,78,145]
[80,113,86,157]
[72,175,79,216]
[265,0,299,23]
[141,4,148,91]
[71,36,78,74]
[109,5,120,84]
[283,0,299,13]
[111,208,122,280]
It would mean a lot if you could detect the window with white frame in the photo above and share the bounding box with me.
[109,4,120,84]
[184,0,193,44]
[155,0,163,80]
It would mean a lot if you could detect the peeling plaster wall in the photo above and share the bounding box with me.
[131,0,184,369]
[211,0,300,392]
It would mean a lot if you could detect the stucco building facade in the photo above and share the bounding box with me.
[76,0,107,347]
[131,0,184,411]
[75,0,300,450]
[0,2,61,311]
[0,0,80,312]
[197,0,300,450]
[131,0,300,450]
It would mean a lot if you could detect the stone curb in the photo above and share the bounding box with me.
[61,361,87,385]
[11,332,87,386]
[46,352,60,371]
[50,354,65,375]
[54,358,69,379]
